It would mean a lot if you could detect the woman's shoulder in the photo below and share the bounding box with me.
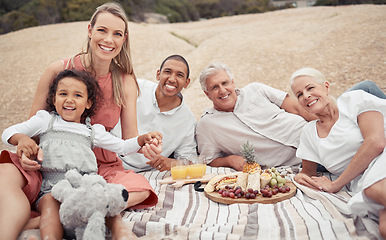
[338,90,386,117]
[122,73,136,82]
[122,74,138,91]
[338,90,382,104]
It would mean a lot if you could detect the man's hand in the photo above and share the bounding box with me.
[146,155,174,172]
[208,155,245,171]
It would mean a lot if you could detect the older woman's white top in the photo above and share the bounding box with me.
[296,90,386,218]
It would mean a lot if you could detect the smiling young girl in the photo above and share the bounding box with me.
[2,69,162,239]
[0,2,159,239]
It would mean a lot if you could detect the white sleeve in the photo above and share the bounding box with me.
[254,83,287,107]
[296,122,322,164]
[2,110,50,146]
[338,90,386,125]
[196,116,224,163]
[93,124,141,155]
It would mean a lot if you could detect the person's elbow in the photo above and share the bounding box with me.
[375,137,386,154]
[366,135,386,155]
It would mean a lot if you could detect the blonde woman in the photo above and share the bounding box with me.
[290,67,386,238]
[0,2,157,239]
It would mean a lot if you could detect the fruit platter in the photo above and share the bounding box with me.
[204,142,296,204]
[204,167,296,204]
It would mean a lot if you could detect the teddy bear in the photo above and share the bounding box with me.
[51,169,129,240]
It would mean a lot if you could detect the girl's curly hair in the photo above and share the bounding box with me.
[46,69,103,123]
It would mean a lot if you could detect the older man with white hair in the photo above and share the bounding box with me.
[195,63,317,171]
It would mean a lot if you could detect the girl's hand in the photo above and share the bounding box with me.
[138,131,163,147]
[294,173,322,191]
[20,148,43,171]
[16,136,39,159]
[145,131,163,144]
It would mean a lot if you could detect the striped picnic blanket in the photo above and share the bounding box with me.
[122,167,381,239]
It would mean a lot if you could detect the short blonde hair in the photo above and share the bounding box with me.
[290,67,326,86]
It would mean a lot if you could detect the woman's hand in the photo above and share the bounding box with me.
[311,176,339,193]
[20,148,43,171]
[294,172,322,191]
[293,160,320,190]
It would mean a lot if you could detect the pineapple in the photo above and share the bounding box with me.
[241,141,260,173]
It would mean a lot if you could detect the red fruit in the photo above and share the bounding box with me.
[272,189,278,195]
[248,188,254,193]
[267,191,273,198]
[218,189,223,194]
[229,192,235,198]
[250,193,256,199]
[286,186,291,192]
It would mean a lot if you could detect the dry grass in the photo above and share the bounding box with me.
[1,5,385,151]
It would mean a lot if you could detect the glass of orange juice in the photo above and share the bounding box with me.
[187,156,207,179]
[171,159,188,180]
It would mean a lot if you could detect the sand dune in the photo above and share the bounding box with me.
[0,5,385,151]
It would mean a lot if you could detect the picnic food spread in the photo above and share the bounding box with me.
[203,141,296,204]
[204,167,296,204]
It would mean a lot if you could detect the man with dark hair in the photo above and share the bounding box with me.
[112,55,197,172]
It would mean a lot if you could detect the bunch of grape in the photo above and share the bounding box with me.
[260,185,291,198]
[267,167,287,188]
[218,186,259,199]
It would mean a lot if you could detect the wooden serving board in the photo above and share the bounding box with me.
[204,180,296,204]
[159,173,216,188]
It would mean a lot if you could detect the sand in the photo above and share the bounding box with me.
[0,5,385,151]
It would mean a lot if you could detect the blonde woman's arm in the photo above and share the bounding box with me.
[120,74,139,139]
